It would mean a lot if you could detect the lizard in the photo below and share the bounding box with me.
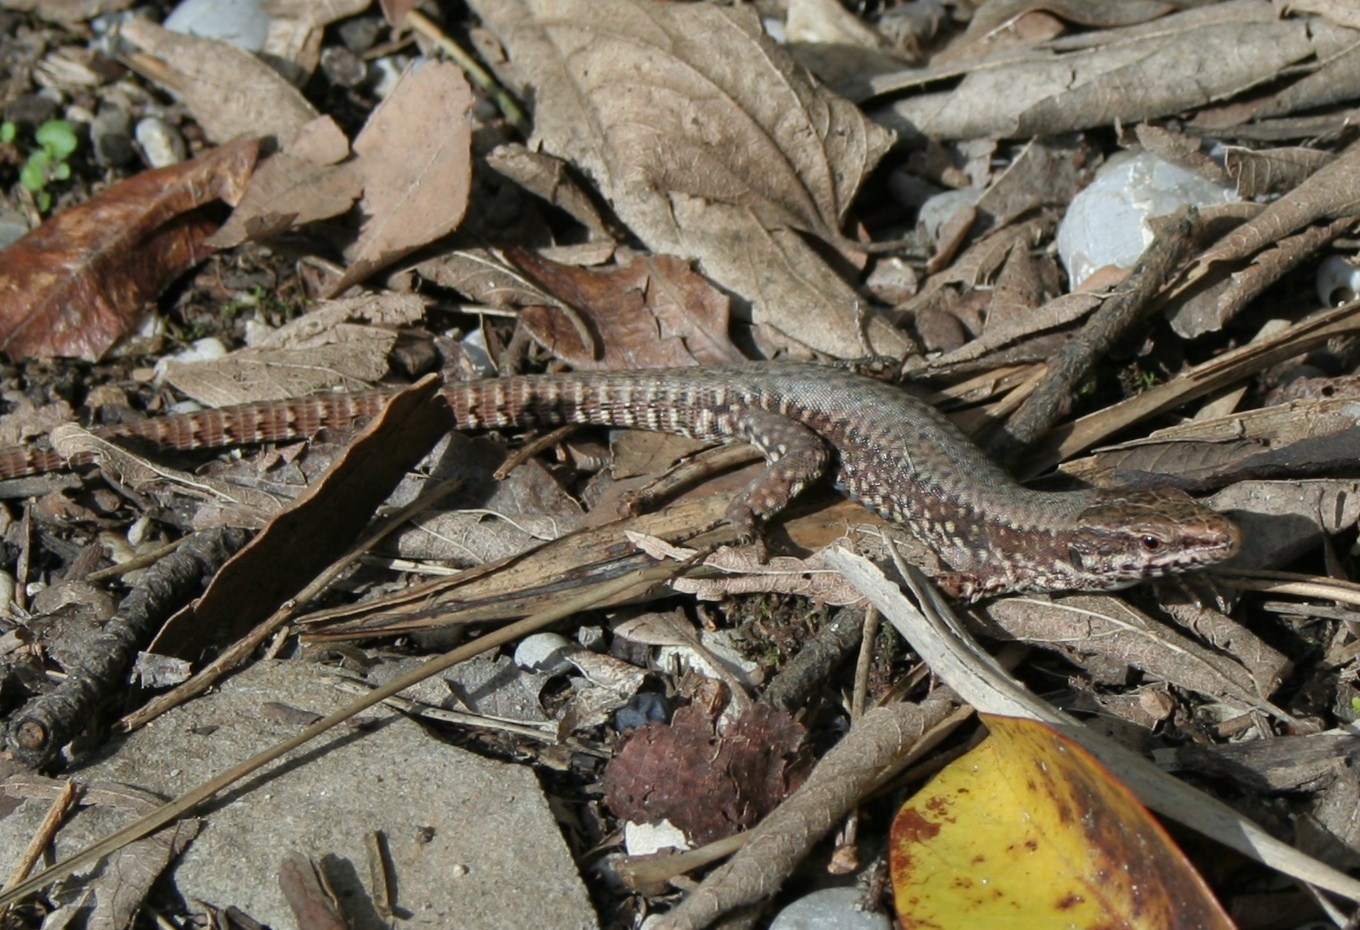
[0,359,1240,599]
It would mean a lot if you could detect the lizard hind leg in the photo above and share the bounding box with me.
[724,410,831,542]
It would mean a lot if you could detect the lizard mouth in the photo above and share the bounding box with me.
[1194,514,1242,562]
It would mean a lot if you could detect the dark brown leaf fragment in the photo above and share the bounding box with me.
[603,701,812,845]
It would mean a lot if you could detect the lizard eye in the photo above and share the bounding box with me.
[1141,535,1161,551]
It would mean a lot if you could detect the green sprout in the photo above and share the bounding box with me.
[6,119,79,212]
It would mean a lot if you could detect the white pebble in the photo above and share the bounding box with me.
[135,117,187,168]
[1057,151,1236,289]
[513,632,574,675]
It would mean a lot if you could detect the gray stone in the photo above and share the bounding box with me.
[1,660,598,930]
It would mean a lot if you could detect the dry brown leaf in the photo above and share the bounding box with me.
[327,59,474,295]
[378,0,420,26]
[1280,0,1360,30]
[0,0,131,22]
[1161,598,1290,702]
[978,242,1053,335]
[1196,141,1360,269]
[962,0,1181,39]
[973,136,1098,230]
[508,248,745,368]
[148,378,452,657]
[1209,479,1360,573]
[163,344,392,409]
[118,17,318,148]
[666,545,870,606]
[983,596,1289,719]
[1225,145,1332,198]
[874,3,1317,140]
[0,137,259,361]
[908,219,1108,367]
[468,0,911,358]
[485,144,614,239]
[410,248,558,309]
[261,0,370,76]
[500,1,887,249]
[161,294,426,405]
[50,423,290,517]
[206,117,361,249]
[1174,215,1357,337]
[0,396,77,448]
[1242,18,1360,120]
[205,155,362,249]
[784,0,910,100]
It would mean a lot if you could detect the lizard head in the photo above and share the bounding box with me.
[1063,488,1240,589]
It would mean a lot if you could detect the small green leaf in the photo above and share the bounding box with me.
[0,121,15,144]
[52,162,71,181]
[35,119,78,160]
[37,191,51,212]
[19,153,49,192]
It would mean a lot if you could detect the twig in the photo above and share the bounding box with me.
[992,206,1200,458]
[4,527,252,767]
[0,778,82,920]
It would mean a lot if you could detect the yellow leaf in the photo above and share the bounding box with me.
[889,715,1236,930]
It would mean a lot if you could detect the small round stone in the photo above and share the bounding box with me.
[768,888,890,930]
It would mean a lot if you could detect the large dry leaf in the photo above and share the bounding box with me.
[118,17,318,148]
[0,138,259,361]
[148,378,452,657]
[468,0,912,357]
[983,596,1288,718]
[410,248,559,309]
[872,3,1320,140]
[327,59,474,295]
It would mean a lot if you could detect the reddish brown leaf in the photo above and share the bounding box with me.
[603,701,812,844]
[0,137,259,361]
[508,247,745,368]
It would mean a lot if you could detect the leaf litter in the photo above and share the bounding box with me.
[2,1,1360,928]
